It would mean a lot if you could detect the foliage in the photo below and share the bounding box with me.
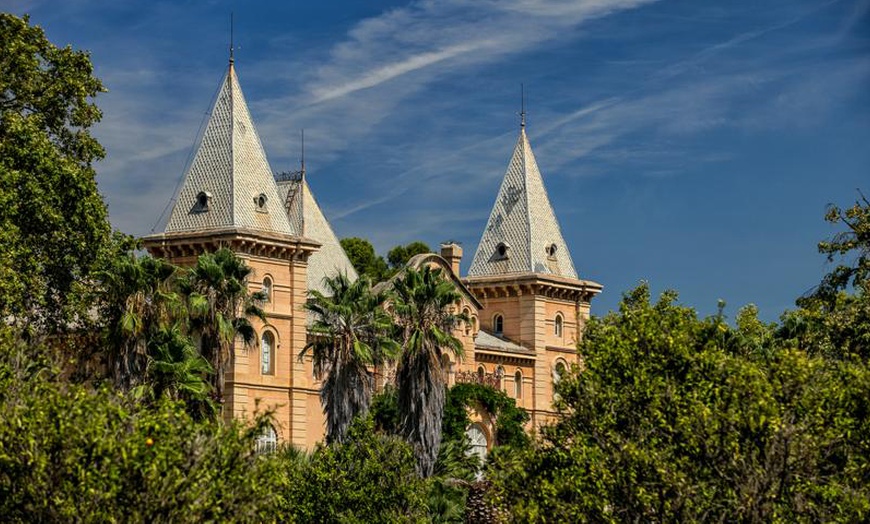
[178,248,266,404]
[388,241,432,269]
[302,273,399,443]
[341,237,390,281]
[392,266,467,477]
[442,382,530,451]
[801,191,870,304]
[279,417,428,523]
[0,14,110,332]
[0,334,286,523]
[487,283,870,522]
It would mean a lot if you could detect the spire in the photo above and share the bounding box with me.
[160,64,297,236]
[467,126,578,279]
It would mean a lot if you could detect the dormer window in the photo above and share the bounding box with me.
[255,193,268,212]
[494,314,504,335]
[495,242,510,259]
[546,243,558,258]
[195,191,212,212]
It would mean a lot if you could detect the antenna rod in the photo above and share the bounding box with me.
[229,12,234,64]
[520,83,526,128]
[300,129,305,177]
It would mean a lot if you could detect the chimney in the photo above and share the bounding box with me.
[440,242,463,276]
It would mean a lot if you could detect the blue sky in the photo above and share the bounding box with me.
[8,0,869,321]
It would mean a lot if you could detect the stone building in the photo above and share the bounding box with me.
[143,60,601,452]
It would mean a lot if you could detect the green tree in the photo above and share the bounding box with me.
[0,14,110,332]
[487,284,870,522]
[179,248,266,406]
[302,273,399,443]
[388,241,432,269]
[341,237,389,281]
[280,417,428,523]
[392,266,466,477]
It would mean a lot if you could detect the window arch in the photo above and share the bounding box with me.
[256,424,278,454]
[261,331,275,375]
[553,360,567,384]
[463,307,472,335]
[477,365,486,382]
[514,370,523,399]
[465,423,488,464]
[554,313,563,338]
[496,365,506,391]
[493,314,504,335]
[262,276,273,303]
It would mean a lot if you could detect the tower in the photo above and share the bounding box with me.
[464,123,602,426]
[143,60,323,447]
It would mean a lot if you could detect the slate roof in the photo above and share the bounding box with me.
[467,127,578,279]
[162,64,296,236]
[474,330,534,355]
[276,176,359,295]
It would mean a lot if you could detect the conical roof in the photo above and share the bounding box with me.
[162,64,296,236]
[276,176,359,294]
[468,128,577,279]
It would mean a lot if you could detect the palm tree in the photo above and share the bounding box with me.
[179,248,266,406]
[391,266,466,477]
[98,251,182,391]
[302,272,399,444]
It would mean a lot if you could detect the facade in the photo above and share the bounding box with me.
[143,61,601,451]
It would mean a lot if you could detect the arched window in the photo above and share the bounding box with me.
[494,314,504,335]
[514,370,523,399]
[554,360,567,384]
[554,314,563,338]
[441,354,452,381]
[463,308,471,335]
[465,423,488,464]
[262,276,273,303]
[477,365,485,383]
[256,425,278,454]
[261,331,275,375]
[496,365,506,391]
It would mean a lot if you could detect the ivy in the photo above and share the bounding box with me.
[442,382,530,450]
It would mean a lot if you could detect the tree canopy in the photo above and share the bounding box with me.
[0,14,110,332]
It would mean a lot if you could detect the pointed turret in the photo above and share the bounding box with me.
[161,63,296,236]
[468,128,577,278]
[276,176,359,294]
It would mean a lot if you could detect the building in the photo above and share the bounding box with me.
[143,60,602,451]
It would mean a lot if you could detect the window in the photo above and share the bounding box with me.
[465,423,488,464]
[262,276,273,303]
[514,370,523,399]
[554,360,567,384]
[195,191,212,211]
[261,331,275,375]
[477,365,485,382]
[494,314,504,335]
[463,308,471,335]
[555,314,563,338]
[256,425,278,454]
[441,354,452,380]
[546,243,558,258]
[496,242,510,259]
[496,365,506,391]
[255,193,268,212]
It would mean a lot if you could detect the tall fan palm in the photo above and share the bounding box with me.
[302,273,399,444]
[179,248,266,406]
[392,266,466,477]
[98,252,182,391]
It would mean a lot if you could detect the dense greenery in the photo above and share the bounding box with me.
[0,13,110,332]
[340,237,431,281]
[487,283,870,522]
[442,383,530,451]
